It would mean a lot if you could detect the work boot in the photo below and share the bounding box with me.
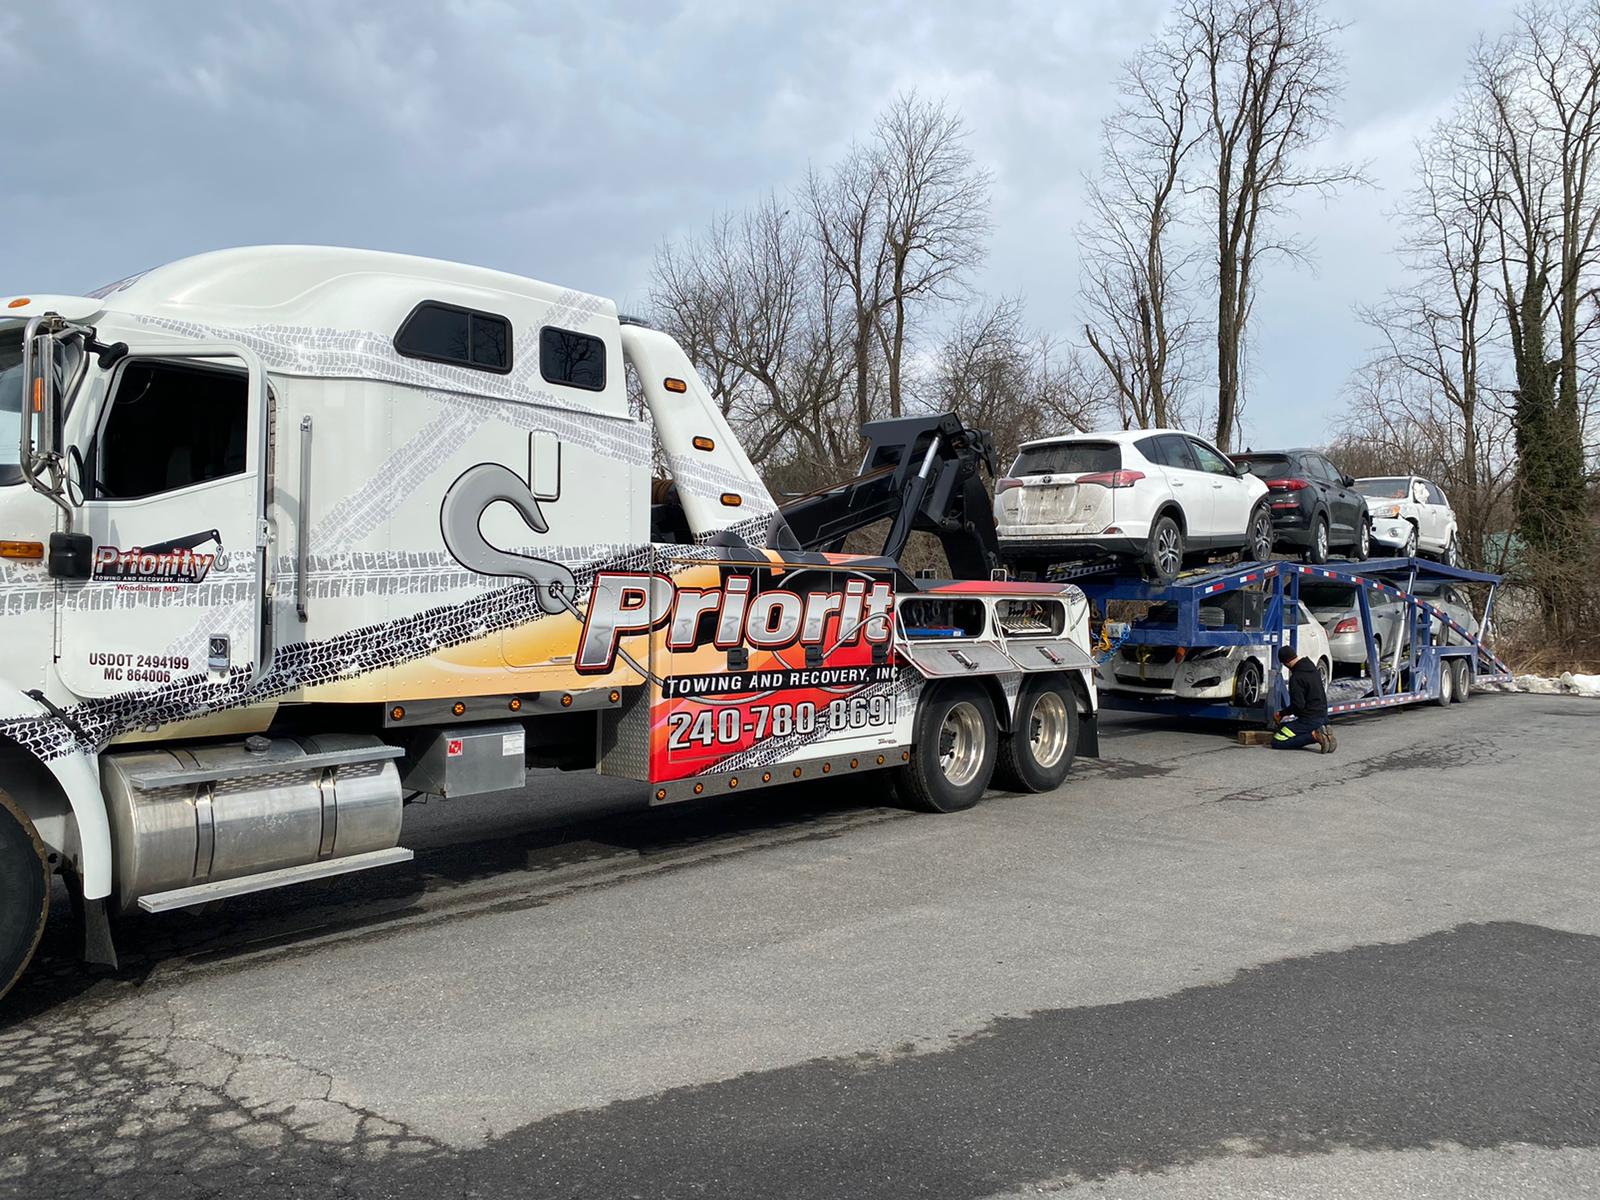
[1314,728,1338,755]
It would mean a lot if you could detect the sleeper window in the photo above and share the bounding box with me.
[540,327,606,391]
[395,302,512,373]
[95,361,248,499]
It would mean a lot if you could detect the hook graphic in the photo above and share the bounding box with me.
[440,463,576,614]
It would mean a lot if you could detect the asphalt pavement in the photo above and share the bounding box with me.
[1,691,1597,1198]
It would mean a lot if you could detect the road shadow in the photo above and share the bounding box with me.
[3,921,1597,1198]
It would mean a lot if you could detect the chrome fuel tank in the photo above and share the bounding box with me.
[101,734,403,913]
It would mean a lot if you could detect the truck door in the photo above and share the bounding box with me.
[56,344,269,699]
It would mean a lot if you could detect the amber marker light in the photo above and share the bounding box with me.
[693,783,704,795]
[664,377,688,393]
[692,436,714,451]
[656,788,667,801]
[452,702,466,716]
[821,763,831,774]
[728,777,738,788]
[876,754,885,765]
[720,493,743,507]
[762,772,772,783]
[609,690,620,703]
[850,758,858,769]
[32,378,43,413]
[792,767,802,778]
[0,541,44,561]
[561,694,573,707]
[901,750,910,761]
[390,706,406,721]
[508,698,522,712]
[7,298,28,309]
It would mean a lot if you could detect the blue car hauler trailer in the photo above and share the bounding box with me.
[1071,557,1512,726]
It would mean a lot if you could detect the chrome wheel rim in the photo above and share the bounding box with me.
[1359,523,1370,557]
[1156,525,1182,576]
[1315,521,1328,559]
[1028,691,1070,769]
[1320,660,1331,688]
[938,701,985,787]
[1404,528,1417,555]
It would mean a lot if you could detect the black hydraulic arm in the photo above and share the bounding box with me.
[776,412,1003,579]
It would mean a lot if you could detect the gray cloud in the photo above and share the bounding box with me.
[0,0,1517,447]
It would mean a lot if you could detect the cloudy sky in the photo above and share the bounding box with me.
[1,0,1517,447]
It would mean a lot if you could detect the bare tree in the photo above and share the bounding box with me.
[1079,32,1204,430]
[1181,0,1365,450]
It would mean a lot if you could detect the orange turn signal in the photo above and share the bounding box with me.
[664,377,687,393]
[7,298,28,309]
[720,493,742,507]
[692,436,715,451]
[0,541,44,561]
[390,706,406,721]
[452,701,466,715]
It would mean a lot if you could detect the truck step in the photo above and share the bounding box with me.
[135,847,415,913]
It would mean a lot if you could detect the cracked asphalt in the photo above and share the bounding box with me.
[2,691,1597,1198]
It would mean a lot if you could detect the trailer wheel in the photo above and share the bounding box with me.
[0,790,50,1002]
[896,684,998,813]
[993,678,1080,793]
[1451,658,1471,704]
[1433,659,1455,707]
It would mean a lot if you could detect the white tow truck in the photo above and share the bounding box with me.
[0,246,1098,998]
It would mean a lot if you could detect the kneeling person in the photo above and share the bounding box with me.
[1272,645,1337,754]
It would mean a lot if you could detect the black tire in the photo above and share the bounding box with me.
[1234,657,1266,708]
[1353,518,1372,561]
[1144,514,1185,583]
[1452,658,1471,704]
[1318,658,1332,690]
[895,683,998,813]
[1433,657,1455,707]
[1244,503,1275,563]
[1303,514,1331,564]
[1441,535,1459,567]
[993,678,1080,793]
[0,791,50,1003]
[1401,523,1419,558]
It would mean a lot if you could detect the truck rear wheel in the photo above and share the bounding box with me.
[0,790,50,1002]
[993,678,1080,793]
[896,683,997,813]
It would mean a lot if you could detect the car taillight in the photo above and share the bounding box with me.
[1266,478,1308,491]
[996,478,1022,494]
[1333,618,1358,635]
[1077,469,1146,488]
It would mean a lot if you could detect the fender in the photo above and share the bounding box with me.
[0,682,111,901]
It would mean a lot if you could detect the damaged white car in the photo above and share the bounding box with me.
[1355,476,1460,564]
[1099,591,1331,708]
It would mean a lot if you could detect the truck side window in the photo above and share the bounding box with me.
[94,361,248,499]
[395,302,512,373]
[540,327,606,391]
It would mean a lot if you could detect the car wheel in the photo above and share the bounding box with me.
[895,683,998,813]
[1402,523,1419,557]
[1245,504,1274,563]
[993,678,1080,793]
[0,790,50,1003]
[1319,658,1332,690]
[1144,514,1185,583]
[1354,519,1371,561]
[1441,535,1458,567]
[1233,657,1266,708]
[1303,514,1330,564]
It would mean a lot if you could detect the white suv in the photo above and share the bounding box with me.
[1355,476,1460,564]
[995,430,1273,581]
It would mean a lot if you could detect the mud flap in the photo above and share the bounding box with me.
[1078,711,1100,759]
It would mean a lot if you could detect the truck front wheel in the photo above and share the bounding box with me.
[0,790,50,1002]
[993,678,1080,793]
[896,684,998,813]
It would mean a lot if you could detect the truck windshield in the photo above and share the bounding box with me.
[0,326,23,486]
